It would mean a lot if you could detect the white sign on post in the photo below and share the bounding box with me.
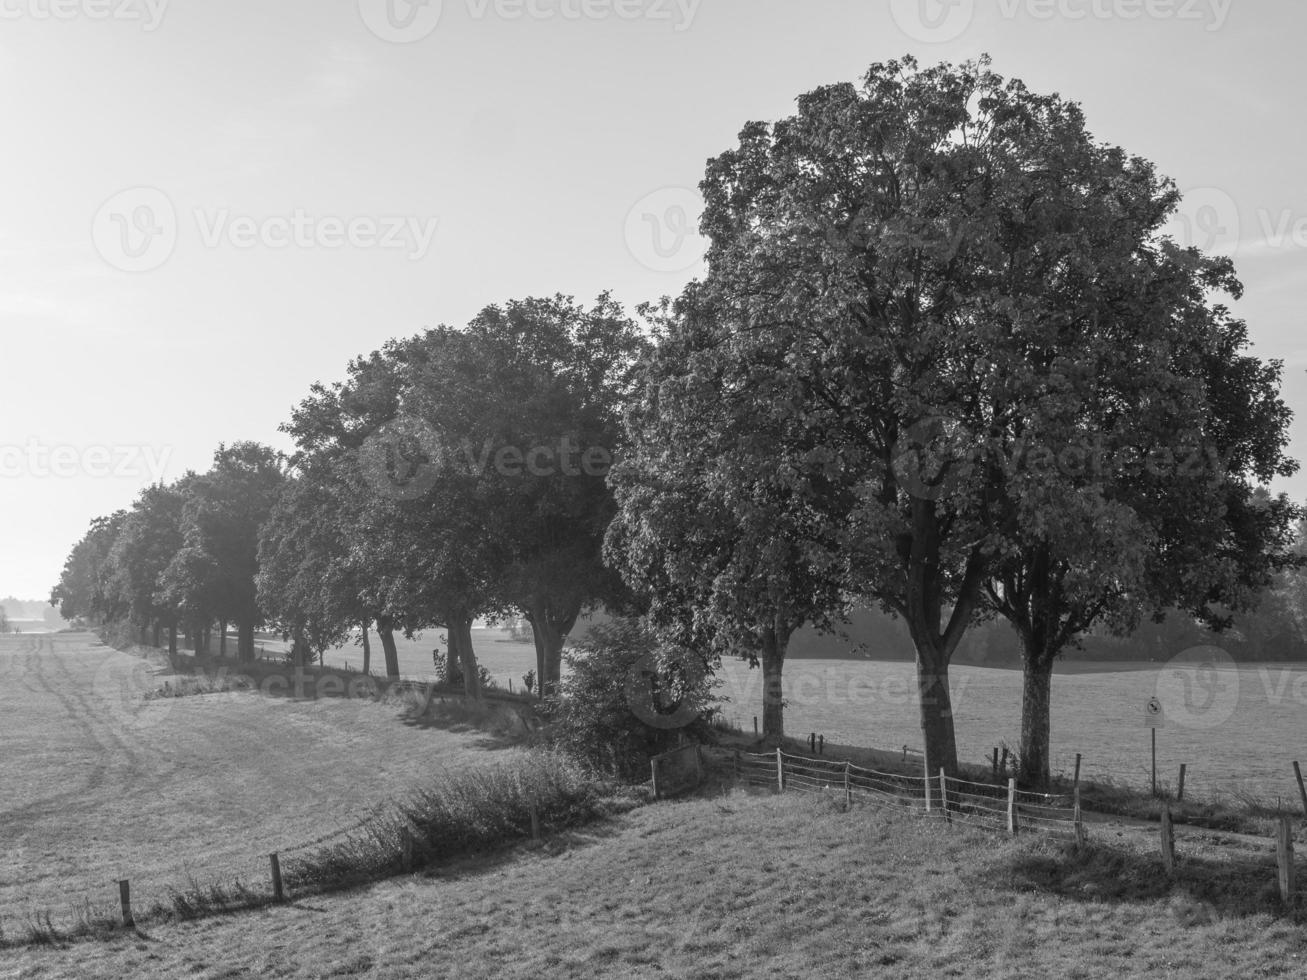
[1144,696,1165,729]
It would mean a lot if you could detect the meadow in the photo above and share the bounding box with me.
[9,787,1307,979]
[0,632,527,926]
[320,625,1306,804]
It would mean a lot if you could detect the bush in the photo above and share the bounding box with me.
[547,617,720,781]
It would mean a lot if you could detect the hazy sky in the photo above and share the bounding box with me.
[3,0,1304,599]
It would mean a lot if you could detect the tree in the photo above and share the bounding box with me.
[162,443,285,660]
[696,55,1172,773]
[257,466,371,667]
[416,294,647,695]
[106,479,193,654]
[51,511,128,624]
[282,344,419,678]
[607,287,846,743]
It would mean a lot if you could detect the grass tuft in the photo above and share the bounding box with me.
[286,750,630,893]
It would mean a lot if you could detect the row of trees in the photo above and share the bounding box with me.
[53,56,1303,787]
[52,296,648,699]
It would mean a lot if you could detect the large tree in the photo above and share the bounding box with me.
[983,298,1300,784]
[607,287,847,742]
[695,56,1129,773]
[411,294,647,695]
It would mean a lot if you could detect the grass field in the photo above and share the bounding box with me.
[10,786,1307,978]
[9,630,1307,977]
[0,632,527,927]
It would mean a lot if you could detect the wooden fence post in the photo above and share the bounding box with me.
[844,761,852,810]
[939,769,950,823]
[269,853,285,901]
[809,732,816,753]
[1073,753,1082,795]
[1073,786,1086,847]
[776,748,784,793]
[1177,764,1187,802]
[1000,747,1009,777]
[923,749,932,812]
[1293,762,1307,819]
[753,716,758,737]
[1278,816,1297,907]
[1007,779,1018,835]
[118,879,134,928]
[818,734,824,756]
[992,747,999,778]
[1160,805,1175,873]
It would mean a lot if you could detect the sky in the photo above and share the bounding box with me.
[2,0,1305,600]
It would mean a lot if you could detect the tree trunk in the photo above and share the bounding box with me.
[446,626,460,684]
[760,626,788,745]
[360,621,372,675]
[219,618,227,657]
[1018,647,1055,789]
[192,619,204,655]
[529,615,545,698]
[377,616,400,678]
[167,624,177,656]
[912,641,960,777]
[237,619,255,661]
[291,624,310,668]
[919,659,959,776]
[453,616,481,700]
[151,622,161,648]
[528,596,579,697]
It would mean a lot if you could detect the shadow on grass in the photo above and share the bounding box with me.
[396,697,538,753]
[994,836,1301,922]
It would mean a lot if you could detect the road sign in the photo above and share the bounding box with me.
[1145,696,1165,729]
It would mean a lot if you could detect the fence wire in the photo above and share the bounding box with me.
[731,750,1082,839]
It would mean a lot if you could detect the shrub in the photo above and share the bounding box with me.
[547,617,720,781]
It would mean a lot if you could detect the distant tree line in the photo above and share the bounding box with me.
[52,56,1305,787]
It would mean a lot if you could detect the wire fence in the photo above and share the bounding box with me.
[733,749,1085,841]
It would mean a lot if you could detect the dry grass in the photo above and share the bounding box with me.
[0,632,530,933]
[9,786,1307,978]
